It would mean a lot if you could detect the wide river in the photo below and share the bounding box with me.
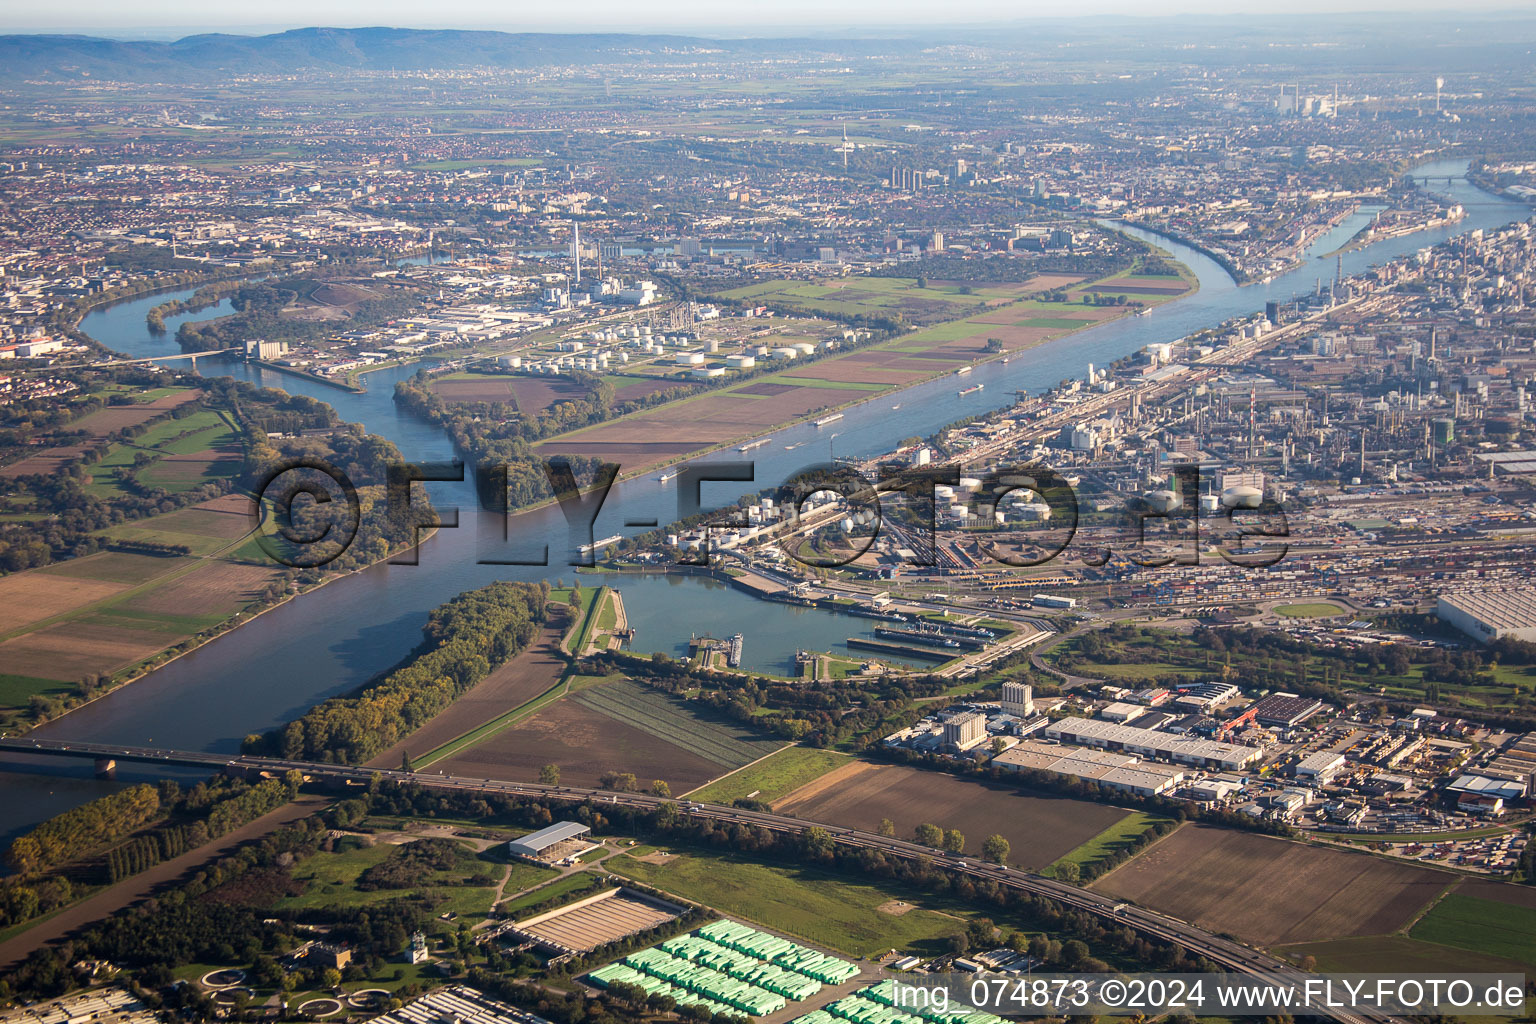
[0,159,1526,843]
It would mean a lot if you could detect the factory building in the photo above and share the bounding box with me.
[1044,717,1262,771]
[1437,590,1536,644]
[1000,681,1034,717]
[1172,682,1240,709]
[1249,692,1326,728]
[942,711,988,751]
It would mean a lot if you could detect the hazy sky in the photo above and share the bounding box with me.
[0,0,1513,36]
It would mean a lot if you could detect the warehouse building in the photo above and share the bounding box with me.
[507,821,594,863]
[1249,692,1326,728]
[1445,771,1527,806]
[1100,701,1144,722]
[1294,750,1347,783]
[1486,732,1536,780]
[1438,590,1536,644]
[1044,717,1262,770]
[992,741,1185,797]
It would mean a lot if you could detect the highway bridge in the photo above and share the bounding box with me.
[0,737,1390,1024]
[90,349,232,367]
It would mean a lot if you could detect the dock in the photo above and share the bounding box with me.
[845,637,953,661]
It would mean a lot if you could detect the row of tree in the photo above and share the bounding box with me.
[4,784,162,875]
[244,580,549,763]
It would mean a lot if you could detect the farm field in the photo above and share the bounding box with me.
[1090,825,1450,946]
[537,384,856,467]
[571,679,787,770]
[82,408,243,499]
[609,851,965,957]
[433,677,782,792]
[1045,811,1177,877]
[429,372,592,414]
[70,388,203,437]
[0,558,279,686]
[1408,889,1536,968]
[531,260,1193,476]
[714,277,1007,325]
[0,389,215,482]
[773,761,1131,870]
[366,618,572,771]
[0,442,93,480]
[0,572,135,636]
[0,492,279,711]
[98,493,256,556]
[1277,934,1531,975]
[685,746,850,803]
[433,697,725,791]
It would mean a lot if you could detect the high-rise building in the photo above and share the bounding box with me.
[942,711,987,750]
[1001,681,1034,717]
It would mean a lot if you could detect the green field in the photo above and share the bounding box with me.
[713,277,999,325]
[685,746,848,803]
[1274,603,1346,618]
[499,871,606,917]
[276,837,544,925]
[1047,625,1526,711]
[1045,812,1176,877]
[1281,933,1531,974]
[1409,891,1536,968]
[559,584,607,654]
[609,852,964,956]
[1018,316,1098,329]
[573,679,786,769]
[0,673,76,707]
[755,375,890,392]
[596,590,619,631]
[85,409,242,498]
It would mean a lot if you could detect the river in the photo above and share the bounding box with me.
[0,158,1524,843]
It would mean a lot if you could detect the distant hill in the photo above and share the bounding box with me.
[0,26,903,82]
[5,17,1536,84]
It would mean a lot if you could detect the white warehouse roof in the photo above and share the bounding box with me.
[508,821,591,856]
[1045,717,1262,769]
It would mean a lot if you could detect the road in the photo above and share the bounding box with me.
[0,737,1390,1024]
[0,795,330,969]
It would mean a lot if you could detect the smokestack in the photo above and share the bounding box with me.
[573,220,581,285]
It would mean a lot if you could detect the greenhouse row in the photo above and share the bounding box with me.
[587,962,737,1019]
[620,947,789,1016]
[659,935,826,1001]
[787,983,1007,1024]
[696,919,861,984]
[859,978,1007,1024]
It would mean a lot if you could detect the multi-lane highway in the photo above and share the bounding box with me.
[0,737,1390,1024]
